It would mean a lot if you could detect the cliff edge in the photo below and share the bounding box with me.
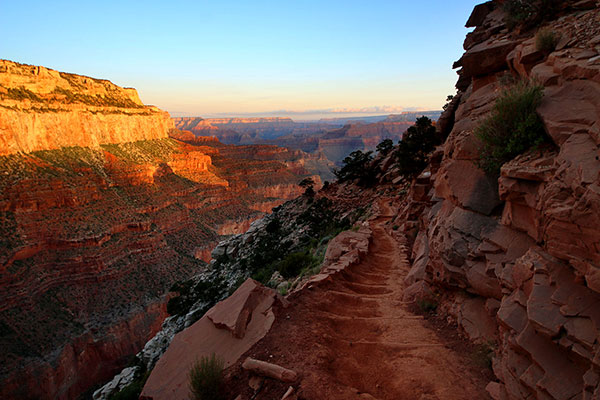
[0,59,172,155]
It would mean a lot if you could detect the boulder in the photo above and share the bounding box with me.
[465,1,494,28]
[402,281,434,303]
[141,279,279,400]
[205,279,275,339]
[459,38,518,78]
[457,297,497,342]
[435,160,502,215]
[538,80,600,146]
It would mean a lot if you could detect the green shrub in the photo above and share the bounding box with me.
[503,0,560,29]
[376,139,394,155]
[108,381,144,400]
[535,27,559,53]
[393,116,437,179]
[333,150,378,186]
[277,251,317,279]
[298,177,315,197]
[189,354,225,400]
[475,80,547,175]
[6,86,43,102]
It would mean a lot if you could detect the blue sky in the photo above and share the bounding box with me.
[1,1,479,119]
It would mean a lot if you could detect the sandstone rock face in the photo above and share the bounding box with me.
[0,59,172,155]
[140,279,280,400]
[401,2,600,399]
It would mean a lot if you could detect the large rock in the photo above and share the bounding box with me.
[140,279,280,400]
[458,38,518,78]
[435,159,502,215]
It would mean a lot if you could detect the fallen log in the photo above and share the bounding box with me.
[241,358,298,382]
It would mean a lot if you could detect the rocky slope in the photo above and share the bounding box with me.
[391,1,600,399]
[314,121,413,164]
[170,129,335,183]
[0,63,325,400]
[0,60,172,155]
[93,183,371,400]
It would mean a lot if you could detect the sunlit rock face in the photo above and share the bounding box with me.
[0,59,173,155]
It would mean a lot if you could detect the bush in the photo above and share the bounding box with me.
[475,80,547,175]
[376,139,394,155]
[393,116,437,178]
[417,298,438,314]
[298,177,315,197]
[277,251,316,279]
[442,94,454,111]
[503,0,560,30]
[333,150,378,186]
[535,27,559,53]
[189,354,225,400]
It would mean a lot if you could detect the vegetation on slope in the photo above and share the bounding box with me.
[393,116,438,178]
[166,196,367,319]
[188,354,225,400]
[503,0,561,29]
[475,80,548,174]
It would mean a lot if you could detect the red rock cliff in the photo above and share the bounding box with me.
[395,1,600,399]
[0,59,173,155]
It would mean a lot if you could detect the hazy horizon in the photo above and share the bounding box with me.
[1,1,479,119]
[169,108,442,121]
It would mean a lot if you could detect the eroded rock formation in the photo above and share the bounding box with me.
[396,1,600,399]
[173,115,429,165]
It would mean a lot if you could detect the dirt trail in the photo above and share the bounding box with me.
[230,200,490,399]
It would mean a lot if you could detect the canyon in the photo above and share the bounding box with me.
[4,0,600,398]
[173,111,441,164]
[0,61,329,400]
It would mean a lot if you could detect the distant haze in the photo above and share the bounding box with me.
[174,109,439,122]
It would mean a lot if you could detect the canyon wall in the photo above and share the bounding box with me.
[0,62,321,400]
[0,60,172,155]
[397,2,600,399]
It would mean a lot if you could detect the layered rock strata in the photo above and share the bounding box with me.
[0,59,172,155]
[0,62,322,400]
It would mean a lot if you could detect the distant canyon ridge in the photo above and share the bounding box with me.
[173,111,441,166]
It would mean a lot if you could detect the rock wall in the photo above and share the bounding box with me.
[400,2,600,399]
[0,59,172,155]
